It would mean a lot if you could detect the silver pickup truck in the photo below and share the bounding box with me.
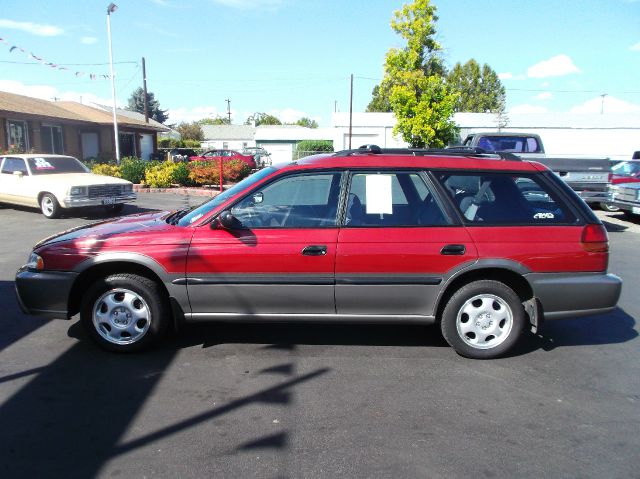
[463,132,611,207]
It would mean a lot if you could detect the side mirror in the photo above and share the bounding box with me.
[252,192,264,204]
[13,171,24,178]
[217,210,240,229]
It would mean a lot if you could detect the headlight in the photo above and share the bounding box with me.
[69,186,87,196]
[26,252,44,271]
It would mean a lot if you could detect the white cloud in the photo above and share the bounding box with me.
[527,54,581,78]
[509,104,550,114]
[166,106,222,124]
[630,42,640,51]
[0,19,63,37]
[0,80,117,107]
[498,72,525,81]
[534,92,553,101]
[81,36,98,45]
[570,96,640,114]
[209,0,284,9]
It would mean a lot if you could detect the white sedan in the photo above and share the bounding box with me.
[0,154,136,218]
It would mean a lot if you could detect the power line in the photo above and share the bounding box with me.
[0,60,138,66]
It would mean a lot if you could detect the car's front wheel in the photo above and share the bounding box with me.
[440,280,525,359]
[80,273,169,352]
[40,193,61,218]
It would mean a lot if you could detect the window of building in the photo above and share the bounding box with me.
[41,124,64,154]
[6,120,29,151]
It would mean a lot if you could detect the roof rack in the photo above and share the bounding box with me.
[332,144,521,161]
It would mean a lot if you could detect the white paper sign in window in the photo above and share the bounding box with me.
[365,174,393,214]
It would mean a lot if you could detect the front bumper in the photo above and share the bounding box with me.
[609,199,640,214]
[527,272,622,320]
[15,266,78,319]
[62,193,137,208]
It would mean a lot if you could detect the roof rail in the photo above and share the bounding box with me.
[332,144,521,161]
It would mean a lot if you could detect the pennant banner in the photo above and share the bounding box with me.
[0,35,111,80]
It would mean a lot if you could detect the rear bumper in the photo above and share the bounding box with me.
[570,185,610,203]
[15,267,77,319]
[527,272,622,319]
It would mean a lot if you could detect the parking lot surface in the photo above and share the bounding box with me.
[1,194,639,478]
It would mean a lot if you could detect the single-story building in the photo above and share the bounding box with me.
[200,124,334,164]
[331,111,640,161]
[0,90,168,160]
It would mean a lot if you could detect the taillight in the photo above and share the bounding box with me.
[581,224,609,252]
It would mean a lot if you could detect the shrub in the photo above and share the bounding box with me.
[187,159,252,186]
[293,139,334,160]
[119,157,147,184]
[91,163,122,178]
[144,161,178,188]
[171,161,191,186]
[183,139,201,149]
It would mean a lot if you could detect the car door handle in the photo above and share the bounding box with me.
[302,245,327,256]
[440,244,466,255]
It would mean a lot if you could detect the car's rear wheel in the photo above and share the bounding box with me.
[40,193,61,219]
[80,273,169,352]
[440,280,525,359]
[600,202,619,212]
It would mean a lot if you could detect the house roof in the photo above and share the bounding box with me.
[202,124,255,140]
[0,91,167,131]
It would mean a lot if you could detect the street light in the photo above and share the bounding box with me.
[106,3,120,163]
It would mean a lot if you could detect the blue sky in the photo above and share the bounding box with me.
[1,0,639,126]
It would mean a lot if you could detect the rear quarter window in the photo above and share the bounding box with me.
[435,171,577,225]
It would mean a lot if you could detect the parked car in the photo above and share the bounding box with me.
[0,154,136,218]
[15,146,621,358]
[602,160,640,211]
[163,148,198,162]
[189,149,257,169]
[241,146,272,168]
[463,132,612,206]
[608,182,640,217]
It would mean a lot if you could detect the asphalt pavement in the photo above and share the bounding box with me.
[0,193,638,478]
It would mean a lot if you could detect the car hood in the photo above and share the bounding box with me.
[30,172,132,186]
[34,210,173,248]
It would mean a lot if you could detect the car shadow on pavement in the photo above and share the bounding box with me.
[0,281,50,353]
[0,328,329,478]
[508,307,637,357]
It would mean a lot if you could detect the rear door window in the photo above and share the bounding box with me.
[435,171,577,225]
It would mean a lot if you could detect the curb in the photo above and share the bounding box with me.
[133,185,223,197]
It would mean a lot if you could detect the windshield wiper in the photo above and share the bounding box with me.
[166,208,190,225]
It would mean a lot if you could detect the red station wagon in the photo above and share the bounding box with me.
[15,147,622,358]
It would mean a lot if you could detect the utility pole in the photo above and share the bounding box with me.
[600,93,607,115]
[142,57,149,123]
[348,74,353,149]
[226,98,231,124]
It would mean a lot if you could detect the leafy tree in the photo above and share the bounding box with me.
[375,0,459,147]
[245,112,282,126]
[126,87,169,124]
[175,121,204,141]
[366,84,392,113]
[198,115,231,125]
[446,59,506,113]
[294,117,319,128]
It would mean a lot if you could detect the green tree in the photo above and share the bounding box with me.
[126,87,169,124]
[245,112,282,126]
[175,121,204,141]
[446,59,506,113]
[366,85,392,112]
[294,117,319,128]
[198,115,230,125]
[376,0,458,147]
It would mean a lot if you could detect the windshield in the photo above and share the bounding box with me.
[27,156,89,175]
[612,161,640,177]
[177,167,277,226]
[477,136,542,153]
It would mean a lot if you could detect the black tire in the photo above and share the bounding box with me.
[80,273,169,353]
[600,202,619,212]
[40,193,61,219]
[440,280,525,359]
